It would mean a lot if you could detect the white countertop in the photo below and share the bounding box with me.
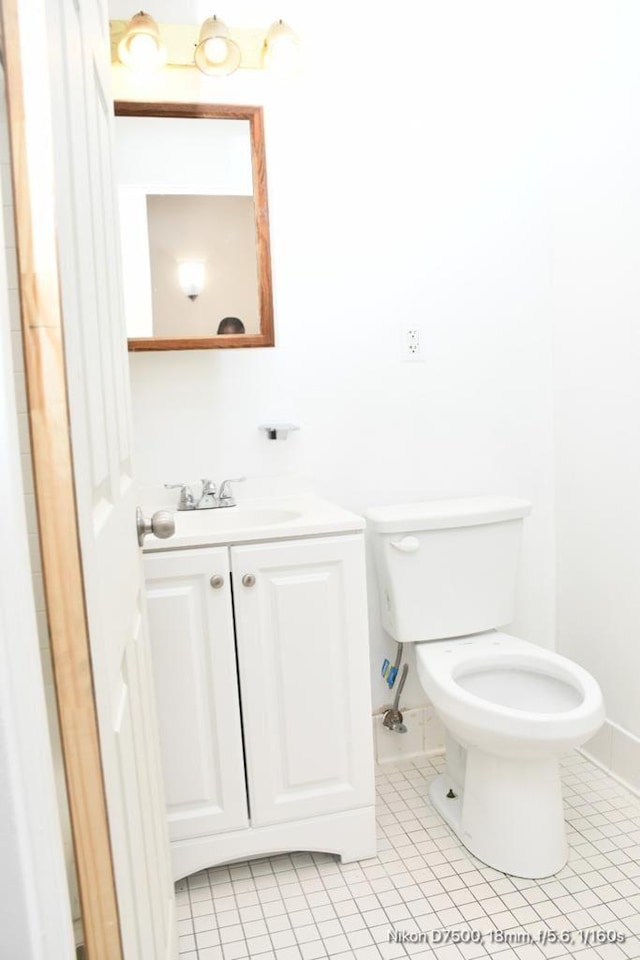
[142,493,366,551]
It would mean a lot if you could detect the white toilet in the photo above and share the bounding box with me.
[366,496,605,879]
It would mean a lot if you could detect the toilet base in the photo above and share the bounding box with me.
[429,748,568,879]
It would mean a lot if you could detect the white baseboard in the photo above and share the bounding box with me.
[580,719,640,798]
[373,706,445,764]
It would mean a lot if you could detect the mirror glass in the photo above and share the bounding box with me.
[113,104,274,350]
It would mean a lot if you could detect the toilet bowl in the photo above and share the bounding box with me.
[417,631,603,758]
[415,631,604,878]
[366,495,605,879]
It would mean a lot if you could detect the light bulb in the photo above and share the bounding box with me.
[194,16,241,76]
[267,36,298,70]
[118,12,166,72]
[203,36,229,65]
[264,20,300,74]
[128,33,161,69]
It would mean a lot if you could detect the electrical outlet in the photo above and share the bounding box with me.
[402,326,424,362]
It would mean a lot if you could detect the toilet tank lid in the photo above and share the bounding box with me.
[365,496,532,533]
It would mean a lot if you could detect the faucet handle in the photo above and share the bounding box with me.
[164,482,196,510]
[218,477,246,506]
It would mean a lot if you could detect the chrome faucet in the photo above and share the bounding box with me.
[165,477,245,510]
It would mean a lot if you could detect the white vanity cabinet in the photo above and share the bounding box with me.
[143,530,376,880]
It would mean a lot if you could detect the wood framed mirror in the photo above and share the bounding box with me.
[114,102,274,350]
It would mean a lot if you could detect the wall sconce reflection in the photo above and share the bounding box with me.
[117,11,166,72]
[178,261,206,301]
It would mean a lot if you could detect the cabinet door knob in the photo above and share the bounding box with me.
[209,574,224,589]
[242,574,256,587]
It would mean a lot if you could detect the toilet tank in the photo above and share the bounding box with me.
[366,496,531,643]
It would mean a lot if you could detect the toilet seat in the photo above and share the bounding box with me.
[415,631,603,757]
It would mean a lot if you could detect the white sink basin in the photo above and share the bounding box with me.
[176,507,301,531]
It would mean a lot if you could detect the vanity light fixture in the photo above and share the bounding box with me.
[263,19,300,73]
[117,11,166,71]
[177,261,206,301]
[194,15,241,76]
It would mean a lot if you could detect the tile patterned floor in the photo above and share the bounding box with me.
[176,752,640,960]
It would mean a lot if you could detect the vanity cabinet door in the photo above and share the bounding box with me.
[144,548,248,841]
[231,535,374,827]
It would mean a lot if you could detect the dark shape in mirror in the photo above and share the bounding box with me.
[217,317,245,335]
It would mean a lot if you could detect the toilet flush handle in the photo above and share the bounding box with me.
[390,536,420,553]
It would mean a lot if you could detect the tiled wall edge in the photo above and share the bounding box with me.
[580,719,640,799]
[372,705,445,765]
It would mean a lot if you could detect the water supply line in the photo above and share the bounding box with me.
[382,663,409,733]
[389,641,402,687]
[381,640,403,688]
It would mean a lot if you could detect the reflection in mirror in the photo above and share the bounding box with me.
[114,104,274,350]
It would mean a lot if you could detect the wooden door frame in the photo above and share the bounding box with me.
[0,82,77,960]
[0,0,123,956]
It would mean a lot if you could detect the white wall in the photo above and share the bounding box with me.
[113,0,558,711]
[551,3,640,788]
